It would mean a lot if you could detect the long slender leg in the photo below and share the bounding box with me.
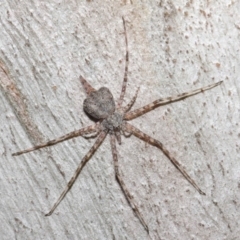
[12,123,100,156]
[123,122,205,195]
[117,17,129,107]
[119,87,140,113]
[45,130,107,216]
[110,134,149,233]
[124,81,223,120]
[80,76,96,95]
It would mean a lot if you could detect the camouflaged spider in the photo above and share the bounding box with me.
[12,17,222,233]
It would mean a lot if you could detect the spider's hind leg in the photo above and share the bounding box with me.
[117,17,129,108]
[80,76,96,95]
[120,87,140,113]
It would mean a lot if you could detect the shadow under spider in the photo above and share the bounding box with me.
[12,17,223,234]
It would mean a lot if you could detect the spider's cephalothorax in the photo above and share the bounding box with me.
[102,112,123,132]
[12,17,222,234]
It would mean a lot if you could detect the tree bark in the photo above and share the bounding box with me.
[0,1,239,239]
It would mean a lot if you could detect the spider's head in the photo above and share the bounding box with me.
[102,112,123,132]
[83,87,115,120]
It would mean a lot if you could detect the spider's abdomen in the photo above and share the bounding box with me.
[83,87,115,119]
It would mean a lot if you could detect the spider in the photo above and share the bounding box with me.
[12,18,222,233]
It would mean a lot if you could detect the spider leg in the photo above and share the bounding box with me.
[80,76,96,95]
[117,17,129,107]
[110,134,149,233]
[123,122,206,195]
[12,123,100,156]
[124,81,223,120]
[82,129,101,139]
[119,87,140,113]
[45,130,107,216]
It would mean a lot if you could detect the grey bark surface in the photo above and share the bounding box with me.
[0,1,239,240]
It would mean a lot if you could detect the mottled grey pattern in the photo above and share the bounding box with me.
[84,87,115,119]
[12,17,222,234]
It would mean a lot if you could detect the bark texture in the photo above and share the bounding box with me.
[0,1,239,239]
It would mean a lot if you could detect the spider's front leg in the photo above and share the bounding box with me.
[45,130,107,216]
[110,134,149,233]
[123,122,205,195]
